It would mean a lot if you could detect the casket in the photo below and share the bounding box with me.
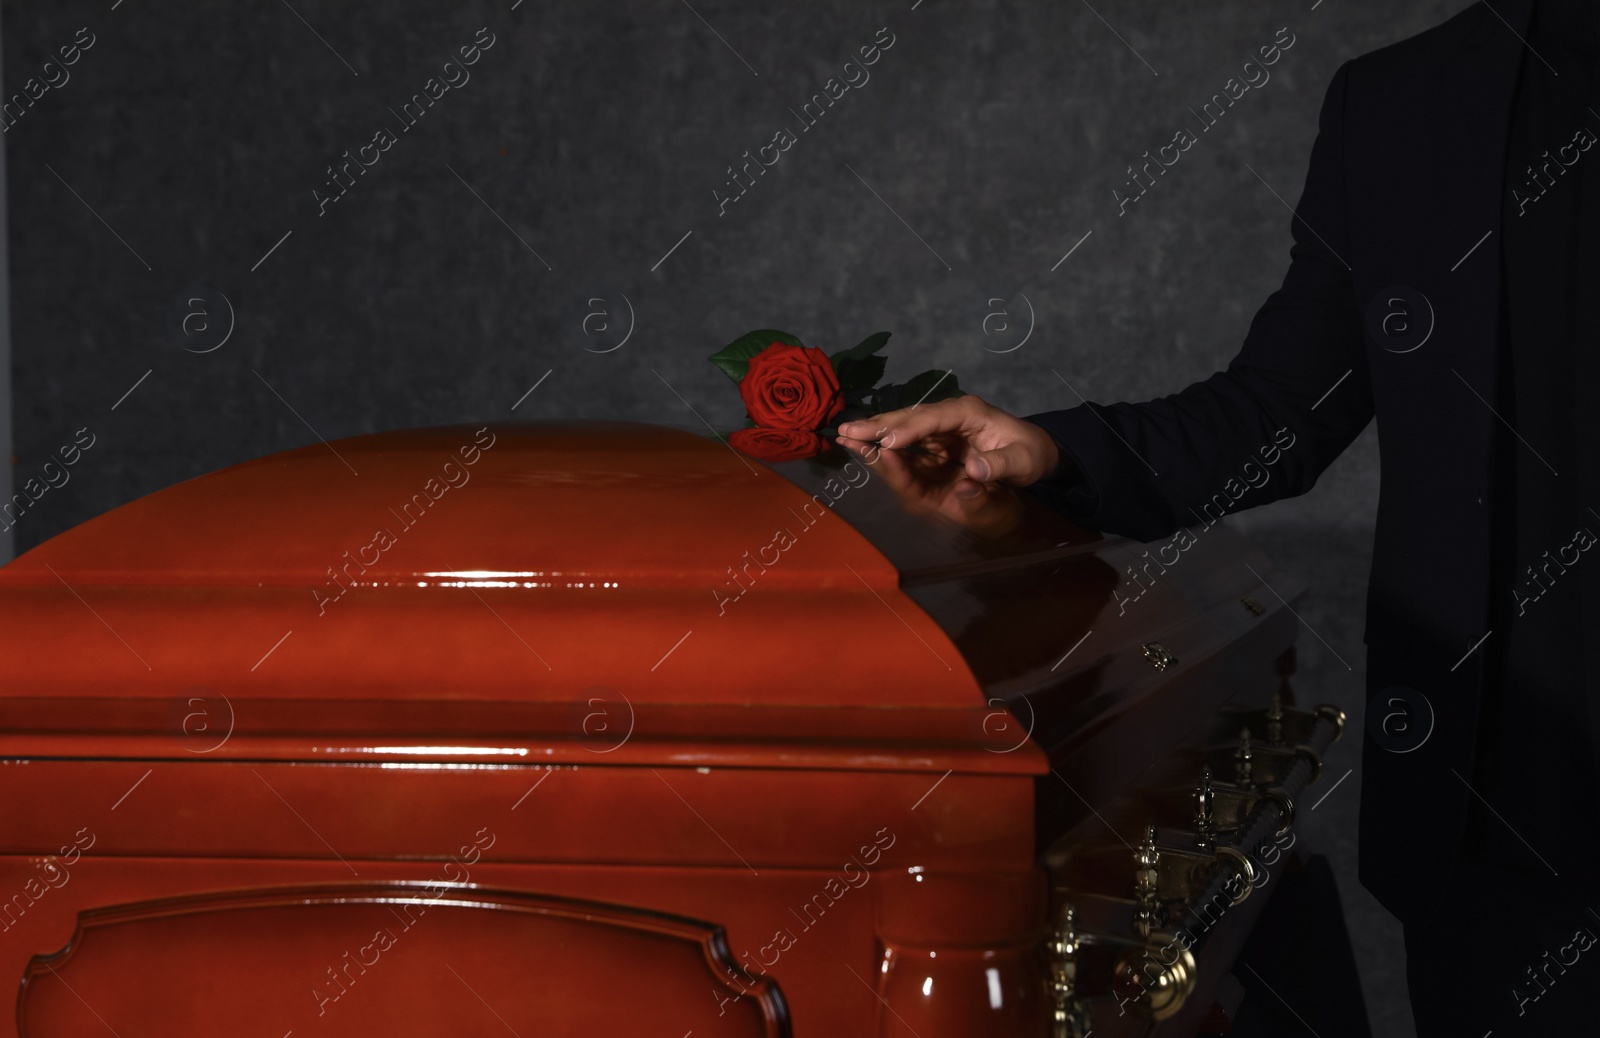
[0,421,1345,1037]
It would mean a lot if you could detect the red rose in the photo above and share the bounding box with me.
[739,343,844,430]
[728,427,828,462]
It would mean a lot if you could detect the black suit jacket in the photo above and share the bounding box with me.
[1026,0,1598,926]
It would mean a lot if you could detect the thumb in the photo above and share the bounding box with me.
[965,442,1038,485]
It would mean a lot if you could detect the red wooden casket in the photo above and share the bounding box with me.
[0,422,1343,1036]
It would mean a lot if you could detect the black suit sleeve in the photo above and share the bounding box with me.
[1023,60,1374,542]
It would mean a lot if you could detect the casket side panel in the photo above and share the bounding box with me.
[0,763,1036,867]
[0,765,1043,1038]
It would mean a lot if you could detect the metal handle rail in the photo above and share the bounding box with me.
[1047,698,1346,1036]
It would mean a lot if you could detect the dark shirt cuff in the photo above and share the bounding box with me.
[1020,410,1103,527]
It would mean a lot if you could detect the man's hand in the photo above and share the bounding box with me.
[833,427,1025,537]
[836,394,1075,486]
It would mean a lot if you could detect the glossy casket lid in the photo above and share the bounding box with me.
[0,421,1293,773]
[0,422,1090,770]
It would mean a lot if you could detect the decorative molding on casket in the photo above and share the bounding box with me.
[18,882,790,1037]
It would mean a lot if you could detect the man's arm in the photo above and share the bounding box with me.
[840,61,1374,542]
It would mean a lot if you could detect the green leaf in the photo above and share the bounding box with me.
[835,353,887,392]
[829,331,891,365]
[709,328,803,383]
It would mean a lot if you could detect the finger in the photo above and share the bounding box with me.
[865,440,918,493]
[838,398,978,450]
[836,435,887,463]
[952,476,986,499]
[833,400,945,445]
[839,435,922,497]
[834,414,901,442]
[965,441,1039,485]
[837,435,897,473]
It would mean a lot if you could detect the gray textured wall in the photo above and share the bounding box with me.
[4,0,1468,1032]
